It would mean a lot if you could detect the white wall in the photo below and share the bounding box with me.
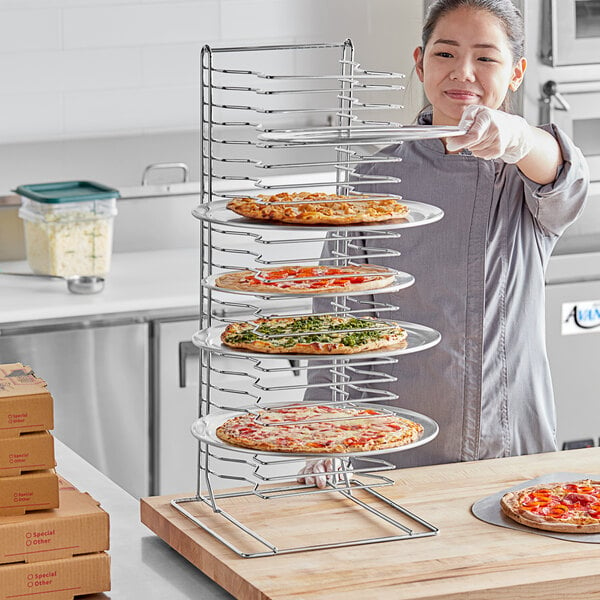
[0,0,424,144]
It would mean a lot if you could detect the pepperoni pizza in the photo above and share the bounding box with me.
[500,480,600,533]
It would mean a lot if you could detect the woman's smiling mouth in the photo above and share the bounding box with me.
[444,89,480,100]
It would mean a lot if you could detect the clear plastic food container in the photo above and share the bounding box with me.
[15,181,119,278]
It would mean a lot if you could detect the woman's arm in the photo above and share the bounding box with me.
[516,126,563,185]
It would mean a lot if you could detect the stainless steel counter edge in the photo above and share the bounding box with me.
[54,439,233,600]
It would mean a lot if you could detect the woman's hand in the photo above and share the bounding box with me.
[446,105,533,163]
[446,104,563,184]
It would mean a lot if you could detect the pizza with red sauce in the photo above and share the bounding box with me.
[500,480,600,533]
[226,192,409,225]
[215,265,395,295]
[215,404,424,454]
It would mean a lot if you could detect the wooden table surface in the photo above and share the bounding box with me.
[141,447,600,600]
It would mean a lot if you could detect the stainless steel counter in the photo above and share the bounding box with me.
[54,439,233,599]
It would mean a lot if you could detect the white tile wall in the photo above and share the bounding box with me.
[0,8,61,53]
[1,92,63,139]
[62,3,220,49]
[0,0,424,144]
[220,0,370,41]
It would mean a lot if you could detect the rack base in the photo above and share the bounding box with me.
[141,481,437,563]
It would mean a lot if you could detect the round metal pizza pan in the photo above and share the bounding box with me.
[192,320,441,361]
[192,198,444,231]
[201,268,415,299]
[257,124,466,146]
[190,403,439,458]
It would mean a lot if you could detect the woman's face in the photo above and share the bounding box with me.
[414,7,526,125]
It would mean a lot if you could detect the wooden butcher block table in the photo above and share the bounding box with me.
[141,447,600,600]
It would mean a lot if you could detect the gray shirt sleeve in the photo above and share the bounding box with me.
[518,123,589,237]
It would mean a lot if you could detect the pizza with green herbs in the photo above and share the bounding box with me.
[220,315,408,355]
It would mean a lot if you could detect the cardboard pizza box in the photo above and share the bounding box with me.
[0,470,59,516]
[57,475,77,492]
[0,431,56,478]
[0,477,109,565]
[0,364,54,439]
[0,552,110,600]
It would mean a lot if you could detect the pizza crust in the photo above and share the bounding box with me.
[215,265,396,295]
[500,481,600,534]
[220,316,408,355]
[226,192,409,225]
[215,405,424,454]
[223,338,408,355]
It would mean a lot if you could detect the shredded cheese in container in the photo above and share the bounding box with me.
[16,181,119,278]
[23,211,114,277]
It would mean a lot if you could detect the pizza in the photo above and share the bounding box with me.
[220,315,407,355]
[500,480,600,533]
[226,191,409,225]
[215,404,424,454]
[214,265,396,295]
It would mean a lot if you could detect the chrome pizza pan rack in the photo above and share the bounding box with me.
[170,40,445,557]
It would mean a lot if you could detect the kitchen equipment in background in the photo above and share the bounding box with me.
[519,1,600,180]
[14,181,119,278]
[522,0,600,446]
[0,271,105,294]
[0,315,150,498]
[545,252,600,449]
[522,0,600,188]
[541,0,600,66]
[541,80,600,183]
[512,1,600,250]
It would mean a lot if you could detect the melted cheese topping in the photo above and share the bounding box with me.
[227,192,408,223]
[217,405,424,453]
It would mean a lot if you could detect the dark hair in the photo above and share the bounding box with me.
[419,0,525,113]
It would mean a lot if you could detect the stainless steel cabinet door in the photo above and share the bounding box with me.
[545,279,600,447]
[154,318,200,496]
[0,320,150,497]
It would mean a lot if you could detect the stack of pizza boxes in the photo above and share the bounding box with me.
[0,363,110,599]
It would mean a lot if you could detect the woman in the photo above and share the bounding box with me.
[299,0,589,488]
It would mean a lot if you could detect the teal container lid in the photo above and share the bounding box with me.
[14,180,120,204]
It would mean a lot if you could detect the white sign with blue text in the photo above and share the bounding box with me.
[562,301,600,335]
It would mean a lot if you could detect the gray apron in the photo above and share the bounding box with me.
[307,123,588,468]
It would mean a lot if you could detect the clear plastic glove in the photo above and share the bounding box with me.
[296,458,351,489]
[446,104,533,163]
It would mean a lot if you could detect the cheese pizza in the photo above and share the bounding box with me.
[226,192,409,225]
[215,404,424,454]
[214,265,396,295]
